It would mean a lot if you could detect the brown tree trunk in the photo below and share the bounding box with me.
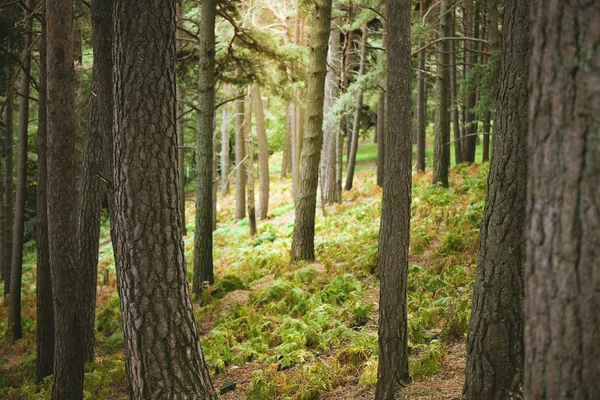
[252,85,269,219]
[193,0,216,295]
[375,0,412,398]
[376,3,388,187]
[220,86,231,196]
[4,68,13,298]
[282,103,293,178]
[290,0,332,262]
[450,1,463,165]
[246,91,257,236]
[482,0,499,163]
[176,0,187,235]
[47,0,85,396]
[432,0,451,188]
[463,0,479,163]
[526,1,600,398]
[234,87,246,219]
[112,0,217,397]
[462,0,530,397]
[416,0,427,172]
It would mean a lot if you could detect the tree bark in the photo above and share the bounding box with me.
[193,0,216,296]
[462,0,530,398]
[463,0,479,163]
[47,0,85,396]
[177,0,187,235]
[220,86,231,196]
[112,0,217,397]
[375,0,412,398]
[4,67,13,298]
[416,0,427,172]
[246,91,257,236]
[432,0,451,188]
[376,3,388,187]
[252,85,269,219]
[77,0,113,363]
[290,0,332,262]
[234,87,246,219]
[526,1,600,398]
[35,1,54,383]
[344,25,368,191]
[449,1,463,165]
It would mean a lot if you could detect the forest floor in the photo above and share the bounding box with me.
[0,143,488,399]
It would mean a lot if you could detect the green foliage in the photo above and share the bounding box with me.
[409,341,443,380]
[211,274,247,299]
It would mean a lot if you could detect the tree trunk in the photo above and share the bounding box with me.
[246,91,257,236]
[482,0,499,163]
[77,0,113,364]
[463,0,479,163]
[432,0,450,188]
[3,68,13,298]
[416,0,427,172]
[321,10,342,203]
[450,1,463,165]
[344,25,368,191]
[462,0,530,397]
[290,0,332,262]
[526,1,600,398]
[112,0,217,397]
[282,102,293,178]
[376,90,386,183]
[177,0,186,235]
[47,0,85,396]
[375,0,412,398]
[252,85,269,219]
[212,114,218,231]
[220,86,231,196]
[35,2,54,383]
[8,0,33,341]
[193,0,216,296]
[234,87,246,219]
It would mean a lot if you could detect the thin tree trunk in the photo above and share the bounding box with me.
[4,68,13,298]
[112,0,217,397]
[375,0,412,397]
[463,0,479,163]
[344,25,368,191]
[220,86,231,196]
[193,0,216,295]
[463,0,530,397]
[8,0,33,341]
[47,0,85,396]
[282,103,293,178]
[252,85,269,219]
[526,1,599,398]
[290,0,332,262]
[450,1,463,165]
[432,0,451,188]
[376,4,388,187]
[212,114,218,231]
[246,91,257,236]
[482,0,499,163]
[234,87,246,219]
[416,0,427,172]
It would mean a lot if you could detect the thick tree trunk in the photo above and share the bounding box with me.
[462,0,530,397]
[234,88,246,219]
[252,85,269,219]
[321,11,342,203]
[220,87,231,196]
[4,68,13,298]
[193,0,216,295]
[416,0,427,172]
[526,1,600,398]
[375,0,412,398]
[112,0,217,397]
[47,0,85,396]
[8,0,32,342]
[344,25,368,191]
[246,91,257,236]
[449,2,463,165]
[432,0,451,188]
[35,2,54,383]
[77,0,113,363]
[290,0,332,262]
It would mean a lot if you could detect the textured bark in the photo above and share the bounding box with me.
[321,11,341,203]
[4,67,13,297]
[112,1,217,397]
[252,85,269,219]
[192,0,216,295]
[416,0,427,173]
[432,0,450,188]
[35,3,54,383]
[462,0,530,398]
[234,88,246,219]
[246,92,257,237]
[482,0,499,164]
[177,0,186,235]
[47,0,85,397]
[482,111,491,162]
[344,25,368,191]
[220,88,231,196]
[463,1,479,163]
[526,1,600,398]
[77,0,112,363]
[449,2,463,165]
[290,0,332,262]
[375,0,412,398]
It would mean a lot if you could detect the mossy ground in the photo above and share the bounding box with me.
[0,142,489,399]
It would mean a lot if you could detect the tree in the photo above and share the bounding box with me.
[77,0,113,363]
[246,90,257,236]
[462,0,479,163]
[220,85,231,197]
[235,87,246,220]
[376,2,387,187]
[432,0,450,187]
[177,0,187,236]
[462,0,530,397]
[526,1,599,398]
[193,0,216,296]
[416,0,427,172]
[375,0,412,398]
[47,0,85,396]
[112,0,217,397]
[290,0,332,262]
[35,1,54,383]
[449,0,463,165]
[252,85,269,219]
[3,68,13,298]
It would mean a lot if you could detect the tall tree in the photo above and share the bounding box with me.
[462,0,530,397]
[220,86,231,196]
[112,0,217,397]
[462,0,479,163]
[47,0,85,396]
[290,0,332,262]
[3,67,13,297]
[246,91,257,236]
[449,0,463,165]
[77,0,113,363]
[376,3,388,187]
[344,25,368,191]
[35,1,54,383]
[526,1,599,398]
[432,0,450,187]
[252,85,269,219]
[375,0,412,398]
[416,0,427,172]
[193,0,216,296]
[176,0,187,235]
[234,87,246,219]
